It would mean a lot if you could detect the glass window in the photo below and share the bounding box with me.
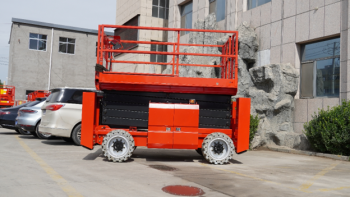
[59,37,75,54]
[181,2,193,36]
[152,0,169,19]
[209,0,226,22]
[29,33,47,51]
[247,0,271,10]
[300,37,340,98]
[150,41,167,64]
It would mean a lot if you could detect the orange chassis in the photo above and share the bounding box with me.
[81,25,251,155]
[27,90,50,102]
[0,85,15,108]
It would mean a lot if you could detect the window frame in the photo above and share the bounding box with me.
[150,41,167,64]
[152,0,169,19]
[180,1,193,36]
[58,37,76,55]
[209,0,226,22]
[300,37,341,99]
[29,33,47,52]
[247,0,271,10]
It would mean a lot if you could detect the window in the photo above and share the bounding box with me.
[29,33,47,51]
[209,0,226,21]
[59,37,75,54]
[247,0,271,10]
[150,42,167,63]
[96,42,98,57]
[180,1,193,36]
[152,0,169,19]
[300,37,340,98]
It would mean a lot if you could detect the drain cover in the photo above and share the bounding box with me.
[149,165,178,171]
[162,185,205,196]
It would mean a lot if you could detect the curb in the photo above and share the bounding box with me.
[266,146,350,162]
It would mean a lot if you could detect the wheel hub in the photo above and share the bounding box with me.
[213,142,224,154]
[112,139,125,152]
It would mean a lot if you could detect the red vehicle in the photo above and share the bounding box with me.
[81,25,251,165]
[0,85,15,108]
[27,90,50,101]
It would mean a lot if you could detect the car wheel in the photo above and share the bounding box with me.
[18,128,31,135]
[15,129,20,134]
[71,124,81,146]
[35,121,51,139]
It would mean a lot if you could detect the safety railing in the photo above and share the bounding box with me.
[96,25,238,80]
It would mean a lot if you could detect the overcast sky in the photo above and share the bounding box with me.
[0,0,116,84]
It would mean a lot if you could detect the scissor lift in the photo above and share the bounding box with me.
[81,25,251,164]
[27,90,50,101]
[0,85,15,108]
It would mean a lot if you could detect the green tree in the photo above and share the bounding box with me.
[0,80,3,86]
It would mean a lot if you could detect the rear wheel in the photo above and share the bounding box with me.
[202,132,235,165]
[35,121,51,139]
[71,124,81,146]
[18,128,31,135]
[102,129,135,163]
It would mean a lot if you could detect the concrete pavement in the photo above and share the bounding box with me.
[0,128,349,197]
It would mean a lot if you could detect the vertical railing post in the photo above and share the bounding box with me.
[228,36,232,79]
[97,25,101,65]
[235,33,239,85]
[172,42,176,76]
[176,30,180,76]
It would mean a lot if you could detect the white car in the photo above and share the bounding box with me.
[39,87,97,145]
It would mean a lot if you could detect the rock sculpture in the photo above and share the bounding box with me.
[163,13,309,150]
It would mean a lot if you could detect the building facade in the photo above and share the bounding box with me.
[115,0,350,133]
[8,18,113,100]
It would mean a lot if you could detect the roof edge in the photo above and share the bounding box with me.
[12,18,114,35]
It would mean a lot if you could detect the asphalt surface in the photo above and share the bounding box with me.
[0,128,350,197]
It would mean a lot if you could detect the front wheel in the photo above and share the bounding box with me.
[102,129,135,163]
[202,132,235,165]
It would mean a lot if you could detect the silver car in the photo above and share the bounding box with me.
[16,98,51,139]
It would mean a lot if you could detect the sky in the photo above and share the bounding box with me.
[0,0,116,84]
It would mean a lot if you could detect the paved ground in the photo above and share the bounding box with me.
[0,128,350,197]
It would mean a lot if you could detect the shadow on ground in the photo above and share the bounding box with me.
[41,140,76,146]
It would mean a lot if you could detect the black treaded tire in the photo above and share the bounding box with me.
[196,148,203,156]
[202,132,235,165]
[35,121,52,139]
[71,124,81,146]
[102,129,135,163]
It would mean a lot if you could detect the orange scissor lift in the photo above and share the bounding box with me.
[27,90,50,102]
[0,85,15,108]
[81,25,251,165]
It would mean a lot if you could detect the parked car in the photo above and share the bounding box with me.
[0,99,43,135]
[16,98,50,139]
[39,87,97,145]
